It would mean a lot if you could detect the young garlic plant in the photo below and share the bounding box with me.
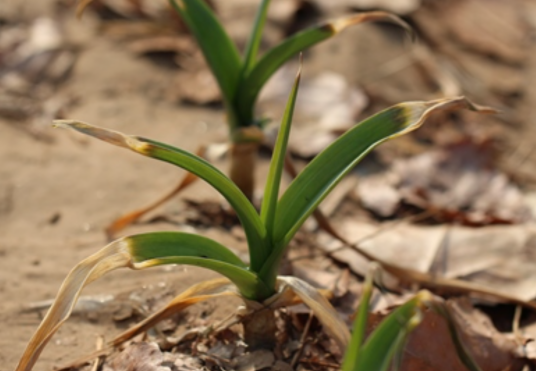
[15,60,490,371]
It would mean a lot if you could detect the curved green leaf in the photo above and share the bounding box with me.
[242,0,272,74]
[125,231,246,267]
[235,11,411,124]
[258,98,494,285]
[123,231,271,300]
[169,0,242,109]
[53,120,270,272]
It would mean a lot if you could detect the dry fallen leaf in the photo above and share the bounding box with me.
[385,297,521,371]
[357,140,532,224]
[318,218,536,303]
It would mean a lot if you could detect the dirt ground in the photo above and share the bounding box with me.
[3,0,536,370]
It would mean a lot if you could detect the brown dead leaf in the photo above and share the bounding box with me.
[318,218,536,303]
[387,297,521,371]
[357,140,532,224]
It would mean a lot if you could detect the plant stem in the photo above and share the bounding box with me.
[229,142,259,201]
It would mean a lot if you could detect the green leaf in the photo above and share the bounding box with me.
[258,98,493,285]
[235,11,411,124]
[260,62,301,238]
[342,267,375,371]
[242,0,272,74]
[125,231,246,267]
[169,0,242,111]
[53,120,270,273]
[125,232,272,299]
[352,291,429,371]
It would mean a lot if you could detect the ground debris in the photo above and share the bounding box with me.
[102,342,205,371]
[0,16,78,139]
[357,140,532,225]
[383,297,523,371]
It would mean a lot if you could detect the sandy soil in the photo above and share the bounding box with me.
[0,22,245,370]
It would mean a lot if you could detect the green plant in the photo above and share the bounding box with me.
[78,0,411,201]
[342,270,482,371]
[15,59,488,370]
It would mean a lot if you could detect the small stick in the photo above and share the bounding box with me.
[89,335,105,371]
[513,305,523,343]
[290,311,314,368]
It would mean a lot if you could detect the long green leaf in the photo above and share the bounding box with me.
[125,231,246,267]
[235,11,411,124]
[242,0,272,73]
[353,291,430,371]
[342,267,375,371]
[259,98,494,285]
[260,62,301,237]
[169,0,242,109]
[53,120,270,272]
[123,232,272,299]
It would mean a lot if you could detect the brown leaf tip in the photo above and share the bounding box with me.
[329,11,413,39]
[53,120,134,149]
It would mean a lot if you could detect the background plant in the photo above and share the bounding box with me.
[15,57,490,371]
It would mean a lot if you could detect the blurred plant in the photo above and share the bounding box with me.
[15,59,489,370]
[342,270,481,371]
